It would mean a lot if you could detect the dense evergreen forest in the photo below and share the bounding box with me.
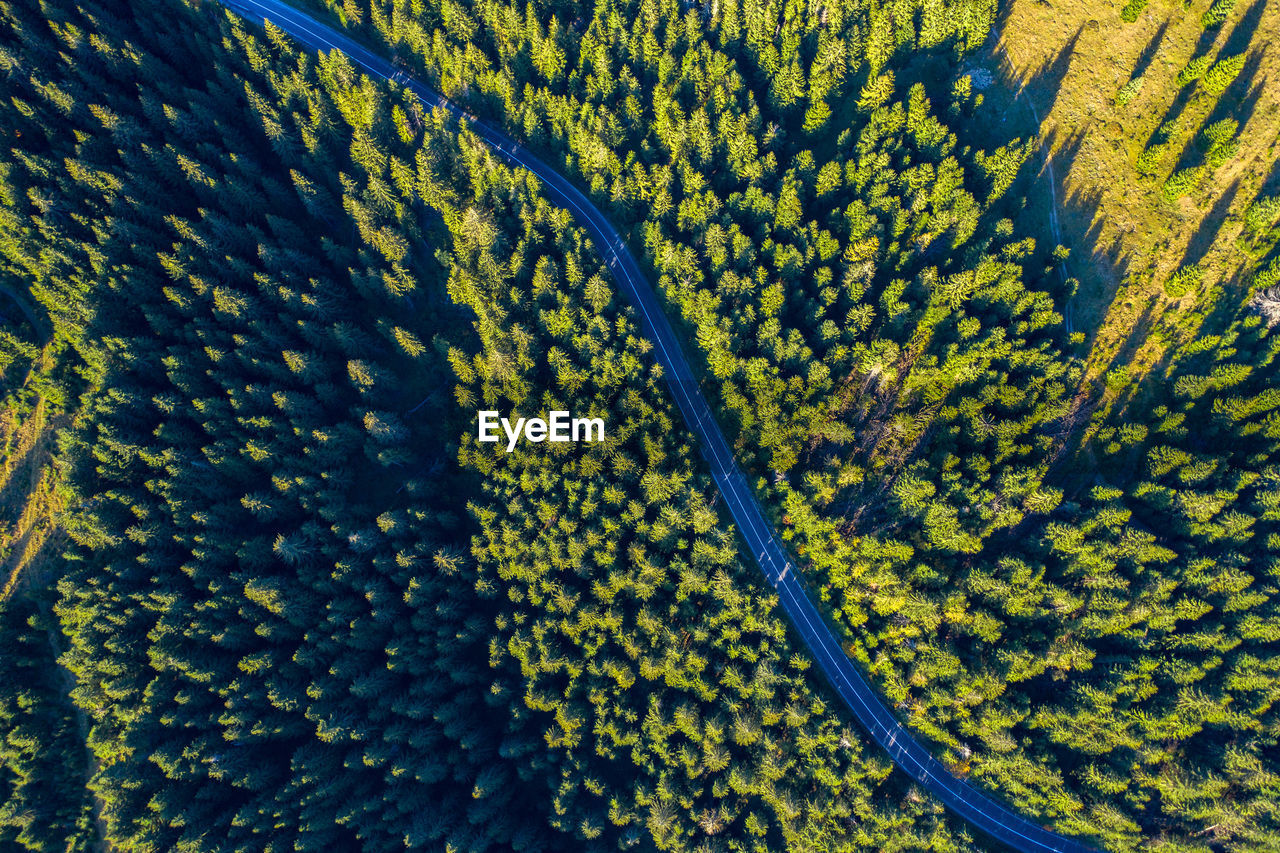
[296,0,1280,847]
[1,0,985,849]
[1,0,1278,850]
[0,595,99,852]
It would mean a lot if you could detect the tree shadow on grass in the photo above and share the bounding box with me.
[1129,18,1172,84]
[1263,157,1280,196]
[975,28,1117,317]
[1143,0,1268,152]
[0,435,46,521]
[1128,262,1260,415]
[1059,174,1132,342]
[1,488,66,601]
[1050,295,1159,485]
[1004,26,1084,127]
[1214,0,1268,60]
[1107,224,1271,436]
[1099,297,1158,404]
[1168,49,1268,176]
[1034,126,1099,293]
[1176,175,1243,271]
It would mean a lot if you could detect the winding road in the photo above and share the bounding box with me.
[0,283,45,340]
[213,2,1098,850]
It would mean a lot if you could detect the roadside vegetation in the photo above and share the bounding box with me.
[305,0,1280,847]
[0,0,984,849]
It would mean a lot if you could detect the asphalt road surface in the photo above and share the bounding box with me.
[212,2,1099,849]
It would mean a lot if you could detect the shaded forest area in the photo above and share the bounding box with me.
[1,0,1278,851]
[1,0,987,850]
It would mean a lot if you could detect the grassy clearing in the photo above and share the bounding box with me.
[966,0,1279,387]
[0,348,69,603]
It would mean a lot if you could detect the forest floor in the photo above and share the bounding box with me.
[966,0,1280,389]
[0,384,65,602]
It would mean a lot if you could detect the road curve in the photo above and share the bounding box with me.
[0,283,46,340]
[212,3,1099,850]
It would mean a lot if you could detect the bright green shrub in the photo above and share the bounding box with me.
[1116,76,1144,105]
[1203,54,1246,94]
[1201,118,1239,168]
[1176,55,1212,86]
[1137,145,1165,174]
[1245,196,1280,232]
[1201,0,1237,28]
[1121,0,1149,21]
[1162,166,1203,201]
[1165,265,1202,298]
